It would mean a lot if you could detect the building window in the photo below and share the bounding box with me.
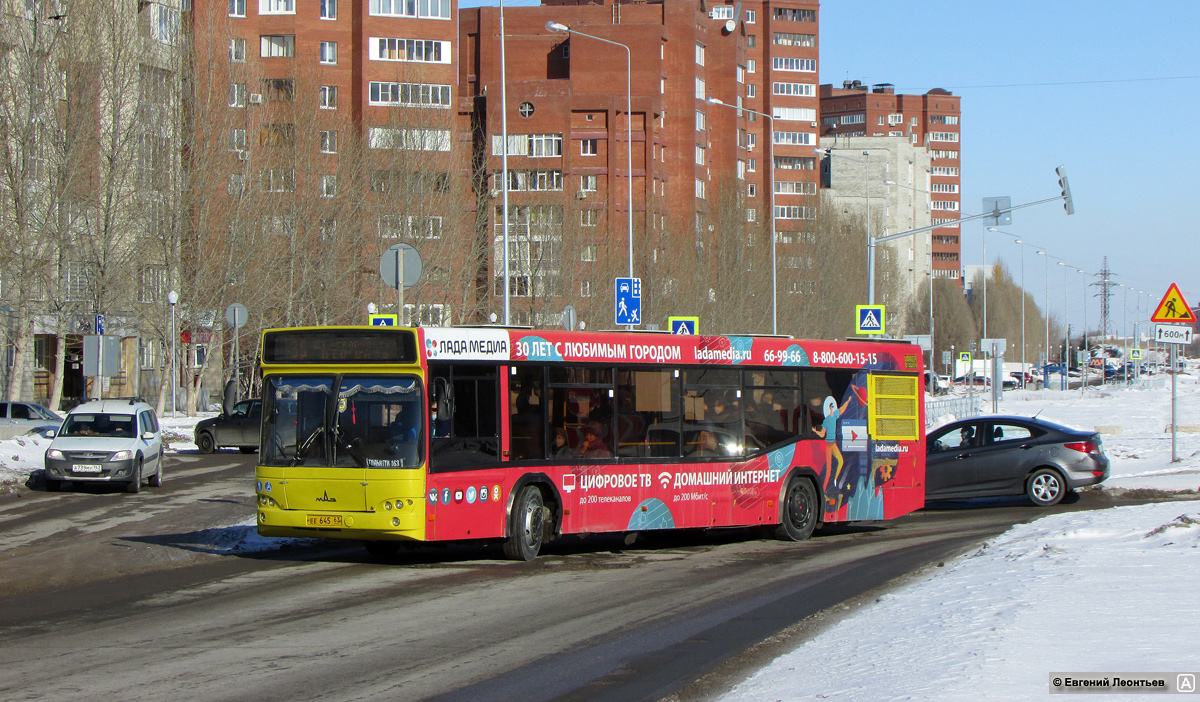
[775,181,817,195]
[228,173,246,195]
[709,5,733,19]
[932,201,960,211]
[581,281,591,298]
[320,41,337,64]
[747,59,755,73]
[580,139,598,156]
[695,43,705,66]
[745,9,755,22]
[320,0,336,19]
[773,32,815,47]
[320,130,338,153]
[231,128,246,151]
[65,262,92,301]
[370,37,450,63]
[747,84,756,98]
[321,175,337,198]
[748,183,757,197]
[746,209,756,222]
[694,145,705,165]
[581,244,597,262]
[138,338,159,369]
[369,0,451,19]
[930,114,959,125]
[695,110,705,131]
[931,183,959,194]
[772,57,816,72]
[747,158,756,172]
[695,178,706,199]
[580,210,598,227]
[262,78,294,102]
[747,34,756,48]
[580,174,597,192]
[368,81,452,108]
[319,85,338,109]
[139,265,166,303]
[260,35,295,57]
[369,127,450,151]
[258,0,293,14]
[320,218,337,239]
[774,156,815,170]
[929,131,959,143]
[229,38,246,62]
[261,168,296,192]
[773,7,816,21]
[774,205,816,220]
[773,131,814,146]
[229,83,246,107]
[772,82,815,97]
[228,0,245,16]
[694,77,705,100]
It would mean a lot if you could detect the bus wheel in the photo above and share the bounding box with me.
[504,486,545,561]
[775,477,817,542]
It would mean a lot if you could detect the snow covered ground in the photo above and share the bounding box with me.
[723,372,1200,701]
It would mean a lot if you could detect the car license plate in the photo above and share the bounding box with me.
[72,464,102,473]
[306,514,343,527]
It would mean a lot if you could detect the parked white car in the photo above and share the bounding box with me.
[43,399,165,493]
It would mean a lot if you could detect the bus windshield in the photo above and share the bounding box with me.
[262,375,423,468]
[333,376,423,468]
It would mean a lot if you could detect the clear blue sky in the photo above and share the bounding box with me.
[462,0,1199,331]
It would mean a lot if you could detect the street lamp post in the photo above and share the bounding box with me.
[167,290,179,418]
[547,21,634,288]
[707,97,777,334]
[989,228,1042,384]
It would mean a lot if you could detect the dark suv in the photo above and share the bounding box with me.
[195,399,261,453]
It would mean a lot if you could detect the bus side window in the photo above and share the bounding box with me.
[509,367,545,460]
[429,364,500,472]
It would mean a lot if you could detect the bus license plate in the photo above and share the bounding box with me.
[72,464,102,473]
[306,514,343,527]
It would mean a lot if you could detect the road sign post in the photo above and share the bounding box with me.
[615,277,641,327]
[855,305,885,335]
[668,316,698,335]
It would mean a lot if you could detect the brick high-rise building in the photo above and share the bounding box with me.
[820,81,962,282]
[459,0,821,328]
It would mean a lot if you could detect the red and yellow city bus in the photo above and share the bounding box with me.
[254,326,926,560]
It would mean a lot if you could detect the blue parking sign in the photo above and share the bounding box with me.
[615,277,641,326]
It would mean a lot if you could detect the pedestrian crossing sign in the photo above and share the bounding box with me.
[1150,283,1194,324]
[855,305,886,335]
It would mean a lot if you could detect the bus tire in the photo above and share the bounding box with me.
[774,476,817,542]
[504,485,546,561]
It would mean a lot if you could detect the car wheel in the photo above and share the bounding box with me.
[125,460,142,494]
[196,432,216,454]
[1027,468,1065,507]
[149,456,164,488]
[503,485,546,561]
[774,476,818,542]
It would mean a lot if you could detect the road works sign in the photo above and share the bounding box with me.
[1151,283,1194,324]
[855,305,885,335]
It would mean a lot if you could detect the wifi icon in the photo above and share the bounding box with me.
[658,471,672,488]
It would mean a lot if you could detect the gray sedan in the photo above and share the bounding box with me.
[926,415,1109,506]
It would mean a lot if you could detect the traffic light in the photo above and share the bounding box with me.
[1056,165,1074,215]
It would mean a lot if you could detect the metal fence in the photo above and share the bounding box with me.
[925,394,982,430]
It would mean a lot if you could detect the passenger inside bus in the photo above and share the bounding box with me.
[575,422,611,458]
[688,430,721,457]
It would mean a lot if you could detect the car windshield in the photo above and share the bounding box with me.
[62,413,136,438]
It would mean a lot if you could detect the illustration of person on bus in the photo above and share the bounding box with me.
[814,393,853,507]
